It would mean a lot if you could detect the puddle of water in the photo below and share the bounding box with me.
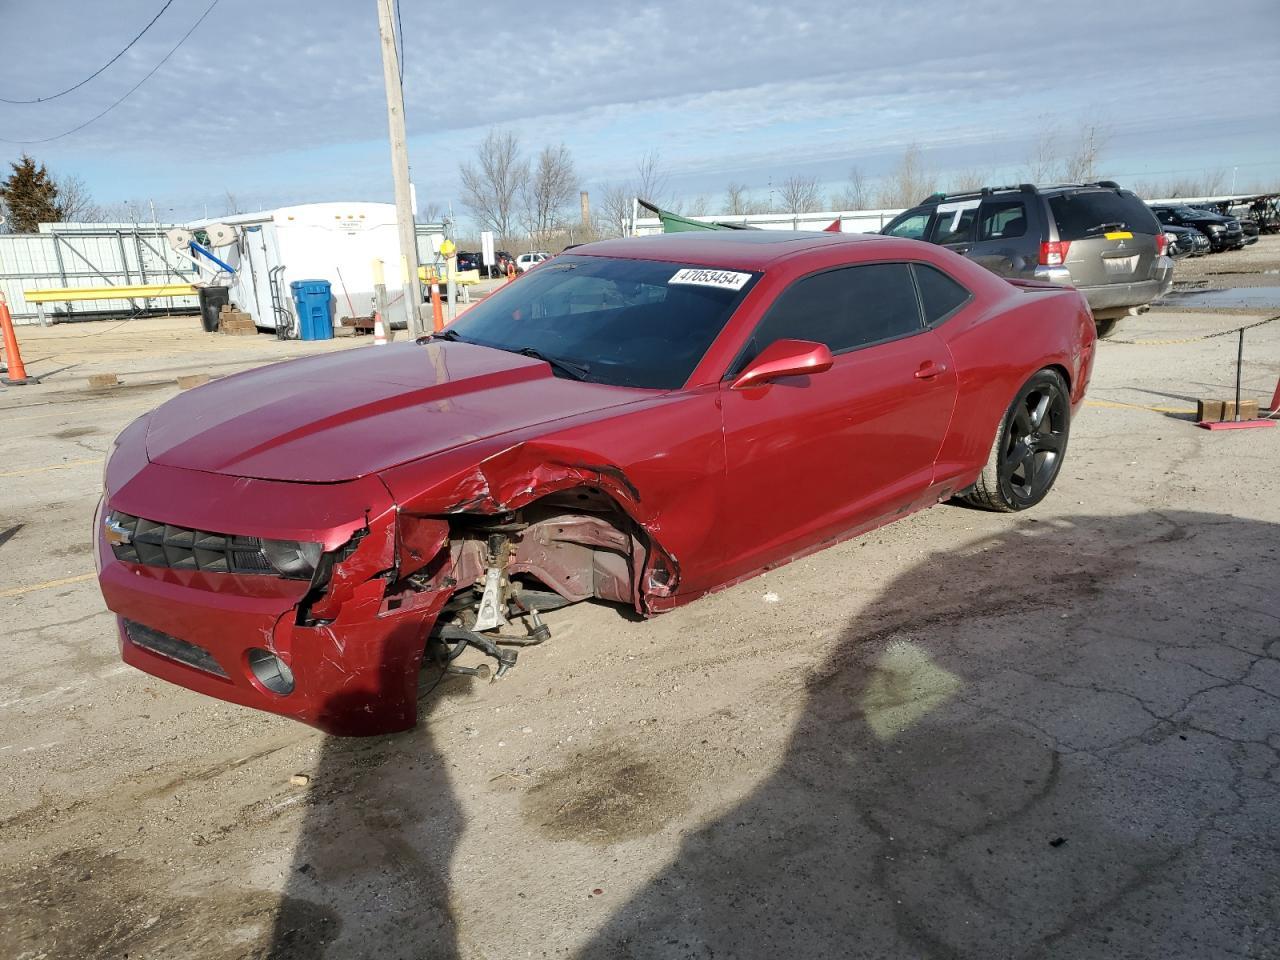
[1159,288,1280,309]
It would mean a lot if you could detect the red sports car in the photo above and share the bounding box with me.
[96,231,1094,735]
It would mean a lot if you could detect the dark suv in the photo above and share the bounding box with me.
[1149,204,1244,252]
[882,182,1173,337]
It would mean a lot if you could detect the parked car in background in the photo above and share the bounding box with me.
[455,251,483,273]
[882,181,1172,338]
[492,251,517,277]
[516,252,551,272]
[95,231,1095,734]
[1162,223,1210,259]
[1149,204,1245,252]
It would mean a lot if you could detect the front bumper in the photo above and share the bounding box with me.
[95,456,451,736]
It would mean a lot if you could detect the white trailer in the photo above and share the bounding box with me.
[188,202,444,335]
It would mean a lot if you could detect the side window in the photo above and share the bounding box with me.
[884,212,930,239]
[931,207,977,245]
[745,263,923,361]
[912,263,972,324]
[978,200,1028,241]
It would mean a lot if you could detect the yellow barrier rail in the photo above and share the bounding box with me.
[23,283,197,303]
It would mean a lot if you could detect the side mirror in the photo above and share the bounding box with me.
[730,339,834,390]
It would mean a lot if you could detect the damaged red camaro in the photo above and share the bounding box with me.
[95,231,1094,735]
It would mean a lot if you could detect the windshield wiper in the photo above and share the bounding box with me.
[1083,221,1127,235]
[426,328,467,342]
[512,346,590,381]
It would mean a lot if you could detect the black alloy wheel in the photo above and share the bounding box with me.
[962,369,1071,512]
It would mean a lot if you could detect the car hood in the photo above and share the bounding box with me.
[145,342,654,482]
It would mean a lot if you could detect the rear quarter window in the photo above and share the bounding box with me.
[912,264,972,323]
[1049,190,1160,239]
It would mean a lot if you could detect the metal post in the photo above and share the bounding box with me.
[133,230,151,311]
[50,232,72,319]
[374,0,423,336]
[446,253,457,324]
[114,231,141,313]
[1234,327,1244,422]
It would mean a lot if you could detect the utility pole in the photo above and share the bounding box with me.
[375,0,423,336]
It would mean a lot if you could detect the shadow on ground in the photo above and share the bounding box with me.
[267,509,1280,959]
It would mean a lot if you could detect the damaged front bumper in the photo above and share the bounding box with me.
[95,450,453,736]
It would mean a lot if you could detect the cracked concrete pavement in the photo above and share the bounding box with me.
[1,241,1278,959]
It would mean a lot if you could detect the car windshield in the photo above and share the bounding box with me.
[437,254,759,390]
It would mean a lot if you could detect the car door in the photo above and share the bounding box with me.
[968,197,1035,278]
[718,262,958,579]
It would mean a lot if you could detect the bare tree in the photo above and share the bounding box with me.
[947,168,989,193]
[684,195,709,217]
[724,182,750,216]
[419,201,444,223]
[634,150,669,208]
[521,143,578,246]
[54,174,102,221]
[877,144,936,208]
[459,129,529,245]
[1063,123,1107,183]
[223,191,243,216]
[829,167,870,210]
[1026,123,1059,185]
[779,174,821,214]
[596,183,633,237]
[1026,121,1109,185]
[1200,167,1227,196]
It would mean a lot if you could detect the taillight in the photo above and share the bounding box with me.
[1039,240,1071,266]
[1155,233,1168,256]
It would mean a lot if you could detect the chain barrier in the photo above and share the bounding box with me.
[1105,312,1280,346]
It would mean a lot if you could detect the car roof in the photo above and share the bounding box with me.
[569,230,888,270]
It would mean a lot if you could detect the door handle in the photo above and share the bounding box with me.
[914,360,948,381]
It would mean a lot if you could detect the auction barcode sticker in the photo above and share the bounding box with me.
[669,268,752,290]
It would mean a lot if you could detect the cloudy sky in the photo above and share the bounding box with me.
[1,0,1277,226]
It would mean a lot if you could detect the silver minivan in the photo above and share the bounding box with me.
[883,182,1173,338]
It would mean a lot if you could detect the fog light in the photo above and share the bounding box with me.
[247,648,295,695]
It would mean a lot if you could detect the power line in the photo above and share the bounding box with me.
[0,0,179,105]
[0,0,220,145]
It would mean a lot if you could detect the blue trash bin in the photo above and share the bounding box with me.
[289,279,334,341]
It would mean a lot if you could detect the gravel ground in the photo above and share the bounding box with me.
[1,248,1278,960]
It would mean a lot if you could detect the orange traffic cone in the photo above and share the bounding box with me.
[0,291,32,385]
[430,272,445,332]
[372,308,388,346]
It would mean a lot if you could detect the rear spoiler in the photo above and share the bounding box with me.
[1004,277,1072,292]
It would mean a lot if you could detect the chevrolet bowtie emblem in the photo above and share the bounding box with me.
[103,515,133,547]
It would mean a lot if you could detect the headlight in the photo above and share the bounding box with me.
[262,539,324,579]
[1207,223,1225,232]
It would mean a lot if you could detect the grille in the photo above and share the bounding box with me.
[124,619,229,678]
[107,511,274,574]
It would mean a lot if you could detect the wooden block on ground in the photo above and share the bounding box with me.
[177,374,210,390]
[87,373,120,389]
[1197,398,1259,422]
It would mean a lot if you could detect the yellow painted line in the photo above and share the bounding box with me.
[0,573,96,599]
[24,283,196,303]
[0,457,103,478]
[1086,399,1197,414]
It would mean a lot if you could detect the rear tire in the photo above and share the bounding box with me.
[961,369,1071,512]
[1094,318,1120,339]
